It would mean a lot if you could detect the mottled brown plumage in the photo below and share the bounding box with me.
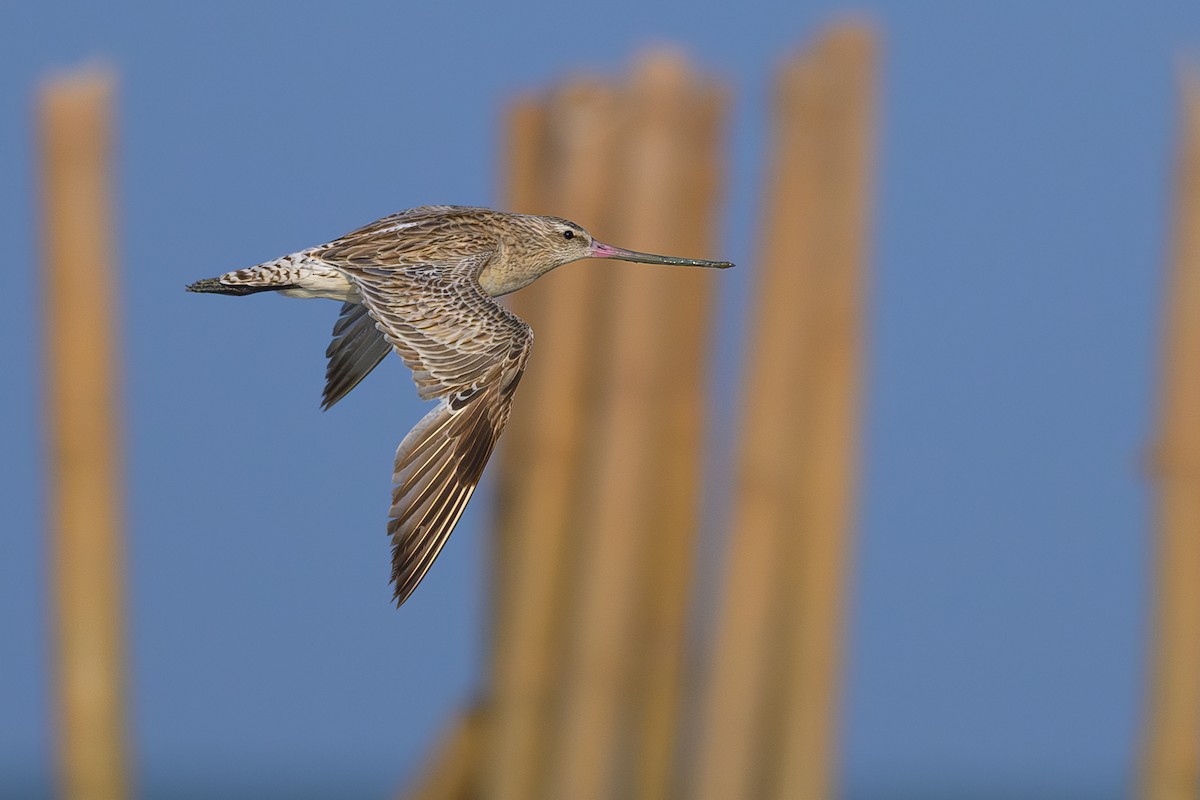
[187,205,732,607]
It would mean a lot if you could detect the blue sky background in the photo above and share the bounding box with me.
[5,1,1200,797]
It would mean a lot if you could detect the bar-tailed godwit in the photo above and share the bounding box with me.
[188,205,733,606]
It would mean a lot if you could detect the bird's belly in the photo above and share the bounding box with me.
[279,269,359,302]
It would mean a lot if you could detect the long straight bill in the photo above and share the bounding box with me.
[590,240,734,269]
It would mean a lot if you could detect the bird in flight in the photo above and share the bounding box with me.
[188,205,733,606]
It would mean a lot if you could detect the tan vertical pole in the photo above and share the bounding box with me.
[694,22,877,800]
[400,708,486,800]
[486,82,620,800]
[39,68,130,800]
[692,45,825,800]
[630,72,727,800]
[772,25,877,800]
[543,52,702,800]
[1141,65,1200,800]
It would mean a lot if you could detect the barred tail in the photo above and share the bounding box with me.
[185,251,320,296]
[185,277,291,295]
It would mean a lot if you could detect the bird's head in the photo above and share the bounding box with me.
[513,213,735,274]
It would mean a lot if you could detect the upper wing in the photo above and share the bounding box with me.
[316,205,488,268]
[317,207,493,409]
[340,260,532,606]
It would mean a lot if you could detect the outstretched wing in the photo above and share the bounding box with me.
[317,207,493,410]
[322,302,392,410]
[341,258,532,606]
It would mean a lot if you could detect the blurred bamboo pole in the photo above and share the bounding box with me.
[1141,65,1200,800]
[692,47,823,800]
[627,67,726,800]
[401,708,485,800]
[772,25,876,800]
[543,55,688,800]
[39,68,130,800]
[693,22,876,800]
[486,82,620,800]
[489,55,725,800]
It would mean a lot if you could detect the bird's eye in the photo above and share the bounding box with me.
[563,229,575,240]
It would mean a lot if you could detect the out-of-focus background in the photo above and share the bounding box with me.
[7,2,1200,798]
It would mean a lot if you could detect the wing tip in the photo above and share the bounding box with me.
[392,582,417,608]
[389,536,428,608]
